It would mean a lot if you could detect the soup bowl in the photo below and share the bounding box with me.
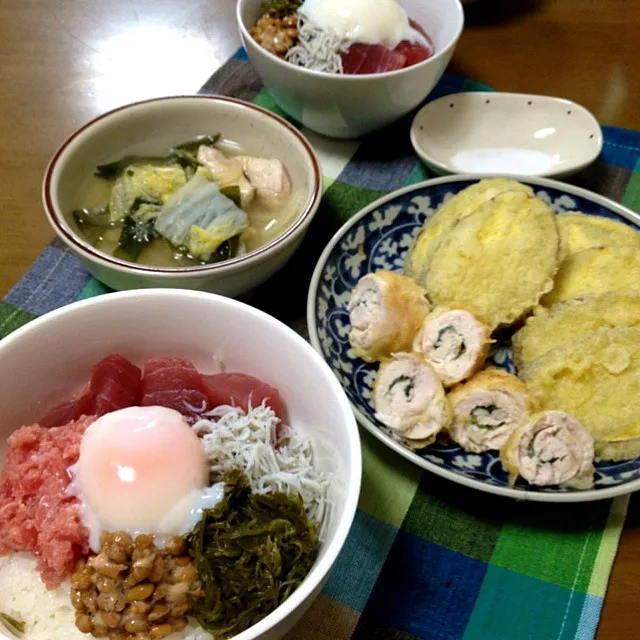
[237,0,465,139]
[0,288,362,640]
[42,96,322,297]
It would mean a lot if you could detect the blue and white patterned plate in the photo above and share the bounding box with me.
[307,175,640,502]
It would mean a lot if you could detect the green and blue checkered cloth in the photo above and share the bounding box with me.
[3,48,640,640]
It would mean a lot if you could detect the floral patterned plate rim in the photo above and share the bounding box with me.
[307,174,640,502]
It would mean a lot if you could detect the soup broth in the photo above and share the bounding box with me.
[66,137,305,268]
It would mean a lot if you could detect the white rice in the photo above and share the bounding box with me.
[0,553,84,640]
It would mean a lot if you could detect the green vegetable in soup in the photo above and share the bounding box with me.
[115,216,159,261]
[73,205,119,245]
[73,204,112,227]
[0,612,25,637]
[219,185,242,207]
[95,134,221,179]
[109,164,187,223]
[188,470,318,639]
[173,134,220,152]
[154,172,248,261]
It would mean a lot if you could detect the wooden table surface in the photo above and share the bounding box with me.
[0,0,638,637]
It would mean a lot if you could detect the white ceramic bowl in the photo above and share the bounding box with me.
[237,0,465,139]
[0,289,362,640]
[43,96,322,297]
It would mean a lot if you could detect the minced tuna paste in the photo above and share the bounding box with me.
[0,415,94,589]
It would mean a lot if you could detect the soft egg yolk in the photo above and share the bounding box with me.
[75,406,208,537]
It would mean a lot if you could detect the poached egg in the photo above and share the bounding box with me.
[67,406,223,552]
[298,0,423,49]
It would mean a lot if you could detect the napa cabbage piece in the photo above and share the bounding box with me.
[154,171,249,262]
[188,469,318,639]
[108,163,187,223]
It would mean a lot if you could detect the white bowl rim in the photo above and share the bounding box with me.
[42,95,323,276]
[0,288,362,640]
[236,0,465,81]
[409,91,604,179]
[306,173,640,503]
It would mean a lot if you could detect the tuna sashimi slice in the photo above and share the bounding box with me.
[38,397,92,429]
[38,354,141,428]
[203,373,285,421]
[341,43,369,74]
[341,43,406,75]
[88,354,141,415]
[140,357,210,420]
[394,41,431,66]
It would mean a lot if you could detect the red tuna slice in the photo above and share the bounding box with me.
[88,354,141,415]
[341,43,368,74]
[39,396,92,429]
[203,373,285,421]
[394,41,431,67]
[38,354,141,428]
[140,357,210,420]
[342,43,406,75]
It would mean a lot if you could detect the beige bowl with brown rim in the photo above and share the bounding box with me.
[42,96,322,297]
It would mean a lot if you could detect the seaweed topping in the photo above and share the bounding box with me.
[188,470,318,638]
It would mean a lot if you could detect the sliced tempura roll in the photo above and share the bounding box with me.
[447,368,530,453]
[501,411,595,489]
[348,270,431,363]
[373,352,451,449]
[413,307,492,386]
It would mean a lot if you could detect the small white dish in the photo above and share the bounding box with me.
[410,92,603,178]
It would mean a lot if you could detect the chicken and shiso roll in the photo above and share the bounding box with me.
[373,352,451,449]
[541,245,640,306]
[501,411,595,489]
[348,270,431,363]
[520,326,640,461]
[404,178,534,283]
[423,191,560,329]
[412,307,492,387]
[556,211,640,261]
[512,291,640,370]
[447,368,532,453]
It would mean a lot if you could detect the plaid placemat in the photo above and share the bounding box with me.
[3,48,640,640]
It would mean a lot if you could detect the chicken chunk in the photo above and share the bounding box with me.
[237,156,292,208]
[196,146,255,208]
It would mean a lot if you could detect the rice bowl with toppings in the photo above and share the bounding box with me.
[0,290,361,640]
[238,0,465,138]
